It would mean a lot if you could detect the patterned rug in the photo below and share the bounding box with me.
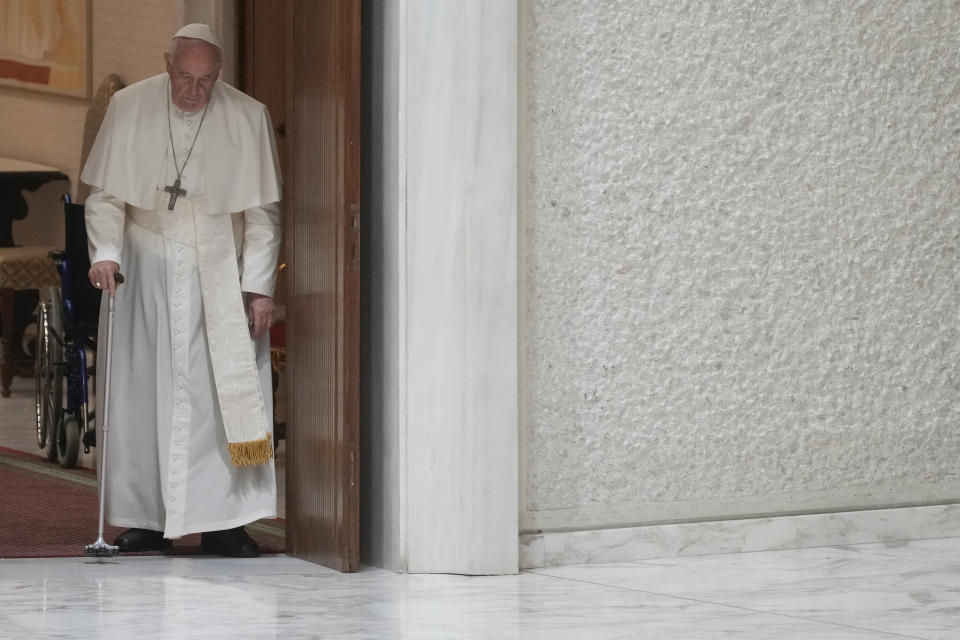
[0,445,285,558]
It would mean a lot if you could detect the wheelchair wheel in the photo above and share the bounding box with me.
[35,288,64,462]
[57,414,81,469]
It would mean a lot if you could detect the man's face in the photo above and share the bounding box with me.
[164,39,221,112]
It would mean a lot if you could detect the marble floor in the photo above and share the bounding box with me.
[5,375,960,638]
[1,536,959,639]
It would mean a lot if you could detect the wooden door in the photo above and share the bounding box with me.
[240,0,288,303]
[241,0,361,572]
[240,1,287,176]
[284,0,361,571]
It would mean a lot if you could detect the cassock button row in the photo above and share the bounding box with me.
[169,496,176,502]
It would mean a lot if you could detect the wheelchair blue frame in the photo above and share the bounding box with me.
[55,233,94,437]
[38,194,101,467]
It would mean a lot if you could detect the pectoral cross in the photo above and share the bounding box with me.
[164,178,186,210]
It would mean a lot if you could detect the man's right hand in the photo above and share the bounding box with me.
[89,261,122,296]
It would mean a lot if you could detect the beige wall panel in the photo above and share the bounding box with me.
[0,0,176,244]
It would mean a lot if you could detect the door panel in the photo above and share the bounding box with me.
[283,0,361,571]
[239,0,287,175]
[240,0,289,305]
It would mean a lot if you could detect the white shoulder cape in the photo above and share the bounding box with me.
[81,73,282,214]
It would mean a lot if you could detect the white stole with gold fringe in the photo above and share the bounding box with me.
[129,192,272,466]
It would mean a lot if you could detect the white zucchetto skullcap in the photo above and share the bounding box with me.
[172,23,223,51]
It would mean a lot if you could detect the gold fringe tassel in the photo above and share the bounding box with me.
[228,434,274,467]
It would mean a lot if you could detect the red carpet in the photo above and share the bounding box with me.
[0,446,285,558]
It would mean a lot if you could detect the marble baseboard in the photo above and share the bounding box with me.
[519,503,960,569]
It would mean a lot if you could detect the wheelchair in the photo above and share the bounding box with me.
[35,195,102,468]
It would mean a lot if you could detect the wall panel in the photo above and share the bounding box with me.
[522,0,960,532]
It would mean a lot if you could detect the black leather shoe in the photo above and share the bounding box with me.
[114,528,172,552]
[200,526,261,558]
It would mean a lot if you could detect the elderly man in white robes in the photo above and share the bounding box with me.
[81,23,282,557]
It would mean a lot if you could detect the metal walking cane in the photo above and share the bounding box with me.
[84,272,124,557]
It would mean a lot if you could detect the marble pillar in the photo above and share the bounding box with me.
[361,0,519,574]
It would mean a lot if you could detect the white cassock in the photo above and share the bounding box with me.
[81,73,282,539]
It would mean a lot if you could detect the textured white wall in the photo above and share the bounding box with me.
[522,0,960,532]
